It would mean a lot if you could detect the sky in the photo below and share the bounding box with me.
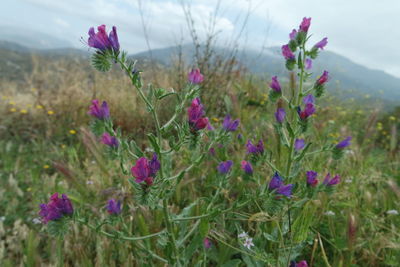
[2,0,400,78]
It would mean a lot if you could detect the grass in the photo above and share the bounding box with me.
[0,55,399,266]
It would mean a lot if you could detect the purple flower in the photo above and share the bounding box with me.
[314,37,328,50]
[88,99,110,120]
[188,98,209,132]
[203,238,212,249]
[269,172,283,190]
[88,25,119,52]
[131,154,160,185]
[305,58,312,70]
[282,44,295,60]
[270,76,282,93]
[275,108,286,123]
[336,136,352,149]
[209,147,216,156]
[101,132,119,147]
[241,160,253,175]
[295,139,305,151]
[222,115,240,132]
[246,139,264,155]
[303,94,315,104]
[276,184,293,197]
[306,171,318,187]
[106,199,121,215]
[289,29,297,40]
[316,71,329,85]
[38,193,73,224]
[323,173,341,186]
[292,260,308,267]
[188,68,204,84]
[217,160,233,174]
[299,17,311,33]
[298,103,315,120]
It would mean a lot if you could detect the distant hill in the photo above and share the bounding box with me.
[133,44,400,103]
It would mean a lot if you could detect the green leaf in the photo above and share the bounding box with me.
[199,219,209,238]
[222,259,242,267]
[147,133,160,154]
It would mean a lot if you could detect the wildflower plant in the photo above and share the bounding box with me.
[38,18,353,266]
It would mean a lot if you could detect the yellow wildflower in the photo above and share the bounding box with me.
[212,117,219,123]
[9,101,16,105]
[389,116,396,121]
[47,110,54,115]
[20,109,28,114]
[10,108,17,112]
[36,105,44,109]
[43,165,50,169]
[69,130,77,135]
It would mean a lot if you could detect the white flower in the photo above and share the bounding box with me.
[86,180,94,185]
[238,231,248,239]
[0,216,5,222]
[324,210,335,216]
[387,209,399,215]
[32,218,42,224]
[243,237,254,249]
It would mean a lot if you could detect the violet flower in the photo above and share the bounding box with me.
[222,115,240,132]
[316,71,329,85]
[306,171,318,187]
[101,132,119,147]
[303,94,315,104]
[298,103,316,120]
[241,160,253,175]
[336,136,352,149]
[131,154,160,185]
[282,44,295,60]
[88,25,119,52]
[38,193,73,224]
[323,173,341,186]
[217,160,233,174]
[270,76,282,93]
[188,98,209,132]
[276,184,294,197]
[314,37,328,50]
[246,139,264,155]
[275,108,286,123]
[188,68,204,84]
[88,99,110,120]
[290,260,309,267]
[106,199,121,215]
[305,58,312,70]
[295,139,305,151]
[269,172,293,197]
[289,29,297,40]
[299,17,311,33]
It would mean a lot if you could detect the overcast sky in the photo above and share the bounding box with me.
[2,0,400,78]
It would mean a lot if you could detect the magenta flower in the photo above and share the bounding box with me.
[323,173,340,186]
[270,76,282,93]
[306,171,318,187]
[289,29,297,40]
[295,139,305,151]
[88,25,119,52]
[290,260,309,267]
[101,132,119,147]
[299,17,311,33]
[203,238,212,249]
[106,199,121,215]
[275,108,286,123]
[314,37,328,50]
[38,193,73,224]
[188,68,204,84]
[222,115,240,132]
[217,160,233,174]
[131,154,160,185]
[88,99,110,120]
[297,103,315,120]
[246,139,264,155]
[336,136,352,149]
[316,71,329,85]
[282,44,295,60]
[241,160,253,175]
[188,98,209,132]
[305,58,312,70]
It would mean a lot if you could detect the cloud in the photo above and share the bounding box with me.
[54,18,70,28]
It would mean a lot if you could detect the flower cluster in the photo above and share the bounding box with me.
[39,193,73,224]
[306,171,340,187]
[269,172,293,197]
[88,99,110,120]
[131,154,161,186]
[188,98,209,133]
[88,25,120,53]
[246,139,264,155]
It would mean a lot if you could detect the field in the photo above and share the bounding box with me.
[0,25,400,266]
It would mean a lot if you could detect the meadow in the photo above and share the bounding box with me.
[0,20,399,267]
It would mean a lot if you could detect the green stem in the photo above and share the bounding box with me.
[56,238,63,267]
[162,199,180,264]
